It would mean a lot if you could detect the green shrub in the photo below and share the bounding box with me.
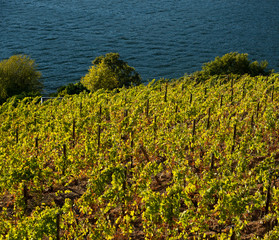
[192,52,272,82]
[0,55,43,103]
[55,82,89,96]
[202,52,270,76]
[81,53,142,91]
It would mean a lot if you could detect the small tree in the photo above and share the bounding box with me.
[0,55,42,102]
[201,52,270,76]
[81,53,142,91]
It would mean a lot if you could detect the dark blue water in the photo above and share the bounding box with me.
[1,0,279,94]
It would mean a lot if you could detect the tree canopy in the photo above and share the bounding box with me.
[201,52,271,77]
[81,53,142,91]
[0,55,43,102]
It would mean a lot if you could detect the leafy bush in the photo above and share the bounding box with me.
[81,53,142,91]
[0,55,43,103]
[192,52,271,82]
[54,82,89,96]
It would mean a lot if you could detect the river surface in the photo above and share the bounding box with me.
[1,0,279,94]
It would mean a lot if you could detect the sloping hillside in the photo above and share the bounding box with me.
[1,74,279,239]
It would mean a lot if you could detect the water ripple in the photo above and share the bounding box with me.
[1,0,279,93]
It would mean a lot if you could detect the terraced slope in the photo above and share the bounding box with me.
[1,74,279,239]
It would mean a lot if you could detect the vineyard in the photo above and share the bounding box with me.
[1,74,279,239]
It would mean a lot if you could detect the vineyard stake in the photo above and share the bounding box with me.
[35,137,38,149]
[124,109,128,118]
[56,213,60,240]
[146,99,149,118]
[79,102,82,116]
[192,119,196,137]
[164,84,168,102]
[190,93,193,104]
[130,131,133,168]
[251,114,254,129]
[265,174,272,216]
[154,116,157,146]
[242,83,246,99]
[15,128,18,144]
[231,124,237,153]
[123,167,127,192]
[72,119,76,140]
[34,114,37,127]
[175,104,178,113]
[62,144,67,176]
[99,105,102,122]
[233,124,237,141]
[124,109,128,127]
[122,167,128,215]
[256,102,260,119]
[23,184,28,213]
[207,108,211,130]
[220,95,223,108]
[97,125,101,152]
[210,153,214,171]
[139,144,150,162]
[130,130,134,148]
[271,85,274,102]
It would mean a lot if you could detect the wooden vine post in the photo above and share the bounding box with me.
[189,93,193,104]
[231,78,234,103]
[122,167,127,215]
[175,104,178,113]
[164,83,168,102]
[124,109,128,127]
[265,171,273,216]
[146,99,149,118]
[256,102,260,119]
[210,153,214,171]
[35,137,39,149]
[79,102,82,116]
[191,119,196,151]
[62,144,67,176]
[220,95,223,108]
[34,114,37,127]
[231,124,237,153]
[192,119,196,138]
[35,137,39,157]
[99,105,102,122]
[56,213,60,240]
[15,128,19,144]
[23,184,28,213]
[153,116,157,147]
[97,125,101,152]
[242,83,246,99]
[130,130,134,168]
[72,119,76,147]
[206,108,211,130]
[251,114,254,130]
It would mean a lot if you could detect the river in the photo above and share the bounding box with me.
[1,0,279,94]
